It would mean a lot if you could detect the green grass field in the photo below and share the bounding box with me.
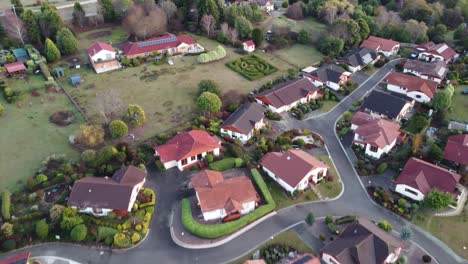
[320,101,338,113]
[315,155,342,199]
[0,75,83,191]
[448,85,468,122]
[272,44,324,68]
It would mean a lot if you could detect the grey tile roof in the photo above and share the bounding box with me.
[362,90,411,120]
[221,103,267,135]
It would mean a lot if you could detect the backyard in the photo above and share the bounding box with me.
[0,75,83,191]
[448,84,468,123]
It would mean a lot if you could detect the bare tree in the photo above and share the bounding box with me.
[94,90,125,124]
[285,2,303,20]
[404,19,428,43]
[89,5,105,27]
[123,3,168,39]
[200,14,215,37]
[375,6,401,26]
[4,10,27,45]
[220,22,229,36]
[161,0,177,20]
[228,27,238,43]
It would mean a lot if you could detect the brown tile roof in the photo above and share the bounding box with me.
[385,72,438,98]
[260,150,328,188]
[154,130,220,163]
[255,78,318,108]
[444,134,468,166]
[417,42,458,61]
[120,34,197,56]
[360,36,400,52]
[403,60,447,79]
[221,103,267,135]
[352,112,401,149]
[321,218,401,264]
[68,166,146,211]
[395,158,461,195]
[191,170,260,213]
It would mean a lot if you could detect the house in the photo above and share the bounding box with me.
[0,252,31,264]
[385,72,438,103]
[443,134,468,167]
[395,158,461,201]
[154,130,221,171]
[287,254,321,264]
[255,78,321,113]
[403,60,448,84]
[121,34,204,58]
[304,64,352,91]
[252,0,274,12]
[415,42,459,63]
[261,149,329,194]
[360,36,400,57]
[220,102,267,143]
[351,112,401,159]
[68,166,146,216]
[243,40,256,52]
[335,48,379,73]
[361,90,414,122]
[191,170,260,221]
[4,61,26,77]
[87,42,121,74]
[321,218,402,264]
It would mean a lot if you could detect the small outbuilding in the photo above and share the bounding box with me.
[12,48,30,62]
[55,67,65,78]
[69,74,82,86]
[243,40,255,53]
[4,61,26,77]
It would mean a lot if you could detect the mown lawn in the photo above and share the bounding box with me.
[448,85,468,123]
[273,44,324,68]
[315,155,342,199]
[320,101,338,113]
[0,75,84,191]
[230,230,314,264]
[413,204,468,260]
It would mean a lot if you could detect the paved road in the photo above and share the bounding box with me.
[1,61,466,264]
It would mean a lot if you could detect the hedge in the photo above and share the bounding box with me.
[39,63,52,81]
[335,215,356,225]
[181,169,275,238]
[2,191,11,220]
[139,188,156,209]
[208,157,244,171]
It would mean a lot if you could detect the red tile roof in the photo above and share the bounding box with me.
[385,72,438,98]
[255,78,319,108]
[244,40,255,47]
[352,112,401,149]
[4,61,26,73]
[0,252,30,264]
[396,158,461,195]
[244,260,267,264]
[261,150,328,188]
[417,42,458,61]
[87,42,115,57]
[120,34,197,56]
[360,36,399,52]
[191,170,259,213]
[154,130,220,163]
[443,134,468,166]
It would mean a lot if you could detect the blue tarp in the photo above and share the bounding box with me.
[69,75,81,86]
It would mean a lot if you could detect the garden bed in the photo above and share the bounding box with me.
[226,54,278,81]
[367,186,420,220]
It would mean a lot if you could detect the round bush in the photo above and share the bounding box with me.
[70,224,87,241]
[131,232,141,244]
[109,120,129,138]
[1,239,16,251]
[0,103,4,116]
[35,219,49,239]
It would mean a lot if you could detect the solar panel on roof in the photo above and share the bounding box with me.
[136,37,178,48]
[292,255,313,264]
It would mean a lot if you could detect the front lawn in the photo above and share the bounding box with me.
[315,155,342,199]
[208,157,243,171]
[320,101,338,113]
[226,54,278,81]
[448,85,468,123]
[413,204,468,260]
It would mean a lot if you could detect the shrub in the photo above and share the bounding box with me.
[1,239,16,251]
[377,221,393,232]
[327,223,339,235]
[423,190,453,210]
[35,219,49,239]
[422,255,432,263]
[197,45,226,63]
[155,160,167,172]
[97,227,118,242]
[139,188,156,208]
[2,190,11,220]
[234,158,244,168]
[135,224,142,231]
[306,212,315,225]
[109,120,128,138]
[397,255,408,264]
[335,215,356,225]
[39,62,52,80]
[400,225,412,241]
[1,223,14,237]
[196,92,222,113]
[325,215,333,224]
[0,103,3,116]
[282,1,288,8]
[70,224,87,241]
[226,55,278,81]
[76,125,105,147]
[131,232,141,243]
[60,207,83,230]
[319,233,326,241]
[125,104,146,127]
[205,154,214,163]
[198,80,220,96]
[376,163,388,174]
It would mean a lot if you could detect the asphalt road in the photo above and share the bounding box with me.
[1,60,467,264]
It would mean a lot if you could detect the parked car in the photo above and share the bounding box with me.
[462,88,468,95]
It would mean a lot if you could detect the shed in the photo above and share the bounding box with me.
[12,48,30,62]
[55,67,65,78]
[69,75,82,86]
[4,62,26,76]
[243,40,255,53]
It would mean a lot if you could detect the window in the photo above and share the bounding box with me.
[190,156,195,161]
[415,94,422,99]
[405,188,419,196]
[208,151,214,155]
[370,145,378,152]
[181,159,187,165]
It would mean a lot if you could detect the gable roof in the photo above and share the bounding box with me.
[403,60,447,79]
[385,72,438,98]
[121,34,197,56]
[417,42,458,61]
[244,40,255,47]
[4,62,26,73]
[336,48,378,67]
[255,78,318,108]
[88,42,115,57]
[362,90,412,120]
[443,134,468,166]
[305,64,347,84]
[395,158,461,195]
[351,112,401,149]
[191,170,259,213]
[261,150,328,188]
[154,130,220,162]
[68,166,146,211]
[221,103,267,135]
[360,36,400,52]
[321,218,401,264]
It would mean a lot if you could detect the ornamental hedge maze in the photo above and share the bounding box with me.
[226,54,278,81]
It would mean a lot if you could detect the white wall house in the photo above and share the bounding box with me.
[220,118,265,143]
[198,193,256,221]
[395,184,425,201]
[322,253,341,264]
[158,148,220,171]
[403,69,444,84]
[255,90,319,113]
[353,133,397,159]
[386,83,432,103]
[88,42,122,74]
[243,41,255,53]
[262,166,327,194]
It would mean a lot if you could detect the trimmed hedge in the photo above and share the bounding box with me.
[39,63,52,81]
[335,215,356,225]
[2,191,11,220]
[226,55,278,81]
[208,157,244,171]
[139,188,156,209]
[181,169,275,238]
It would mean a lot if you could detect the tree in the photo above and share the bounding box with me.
[49,204,65,223]
[11,0,24,16]
[332,19,362,47]
[38,3,65,40]
[94,90,124,124]
[70,224,87,241]
[123,4,167,39]
[196,92,222,113]
[432,85,454,112]
[1,223,13,237]
[286,2,303,20]
[424,190,453,210]
[251,28,264,47]
[403,19,428,43]
[318,35,344,56]
[109,120,129,138]
[412,134,423,154]
[197,0,219,23]
[76,124,105,147]
[2,191,11,220]
[56,28,78,55]
[100,0,117,22]
[35,219,49,239]
[198,80,220,95]
[356,18,370,41]
[200,15,216,37]
[453,23,468,49]
[125,104,146,127]
[73,2,86,28]
[161,0,177,20]
[113,0,133,18]
[44,38,61,63]
[306,212,315,225]
[4,10,27,45]
[400,0,433,23]
[297,29,310,44]
[428,144,443,162]
[427,24,447,43]
[20,10,42,46]
[235,16,253,39]
[400,225,412,241]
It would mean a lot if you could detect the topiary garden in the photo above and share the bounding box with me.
[226,55,278,81]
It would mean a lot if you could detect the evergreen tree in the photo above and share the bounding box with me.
[100,0,117,22]
[38,3,65,40]
[44,38,61,63]
[252,28,264,47]
[356,18,370,41]
[197,0,219,23]
[73,2,86,28]
[56,28,78,55]
[235,16,253,39]
[11,0,24,16]
[21,9,43,46]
